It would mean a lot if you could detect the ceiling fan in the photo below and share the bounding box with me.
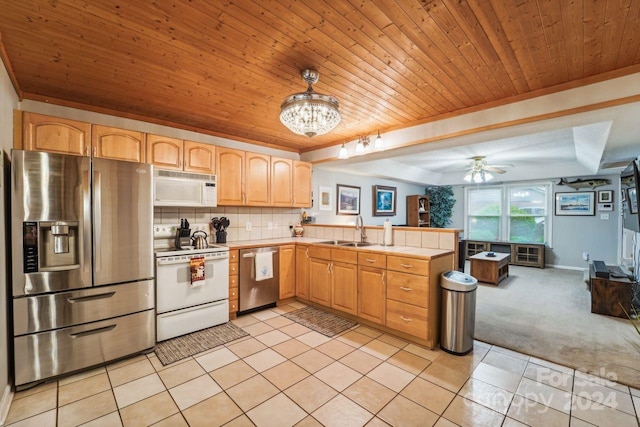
[463,156,512,183]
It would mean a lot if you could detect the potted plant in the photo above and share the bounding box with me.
[424,186,455,228]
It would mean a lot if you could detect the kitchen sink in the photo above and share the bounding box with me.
[316,240,375,247]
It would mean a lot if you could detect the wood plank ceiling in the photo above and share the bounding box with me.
[0,0,638,153]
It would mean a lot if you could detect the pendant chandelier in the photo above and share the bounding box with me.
[280,69,341,138]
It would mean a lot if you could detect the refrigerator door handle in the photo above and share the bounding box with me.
[94,170,102,273]
[82,169,92,275]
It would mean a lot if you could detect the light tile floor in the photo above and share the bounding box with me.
[5,301,640,427]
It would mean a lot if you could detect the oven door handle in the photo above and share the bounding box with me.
[157,255,228,265]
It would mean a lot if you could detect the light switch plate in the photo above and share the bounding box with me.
[246,222,252,231]
[600,213,609,220]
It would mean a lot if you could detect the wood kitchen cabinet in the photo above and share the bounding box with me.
[292,161,312,207]
[279,245,296,299]
[357,252,387,325]
[92,125,145,162]
[271,157,313,207]
[271,157,293,207]
[295,244,310,300]
[147,135,215,174]
[245,152,270,206]
[216,147,270,206]
[309,257,332,306]
[20,113,145,162]
[330,248,358,315]
[228,250,239,319]
[20,112,91,156]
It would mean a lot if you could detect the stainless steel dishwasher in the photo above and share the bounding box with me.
[239,247,280,314]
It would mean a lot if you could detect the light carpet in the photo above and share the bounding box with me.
[474,264,640,389]
[155,322,248,365]
[282,306,357,337]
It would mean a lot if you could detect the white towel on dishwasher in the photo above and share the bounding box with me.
[254,251,273,281]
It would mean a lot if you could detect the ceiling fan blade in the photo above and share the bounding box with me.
[485,166,506,174]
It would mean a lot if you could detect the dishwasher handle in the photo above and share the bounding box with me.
[242,250,278,258]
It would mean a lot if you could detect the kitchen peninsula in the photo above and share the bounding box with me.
[224,225,457,349]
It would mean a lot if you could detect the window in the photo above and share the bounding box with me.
[466,183,551,244]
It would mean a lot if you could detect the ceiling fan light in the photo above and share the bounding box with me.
[374,130,384,150]
[280,69,341,137]
[338,143,349,159]
[473,172,483,183]
[484,171,494,181]
[463,171,473,182]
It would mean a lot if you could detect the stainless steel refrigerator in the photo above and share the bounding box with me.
[11,150,155,388]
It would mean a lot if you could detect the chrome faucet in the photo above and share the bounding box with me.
[355,215,367,242]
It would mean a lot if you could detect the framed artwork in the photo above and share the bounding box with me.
[554,192,595,216]
[628,188,638,214]
[598,190,613,203]
[373,185,397,216]
[318,186,332,211]
[336,184,361,215]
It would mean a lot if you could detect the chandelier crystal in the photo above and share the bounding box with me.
[280,69,341,138]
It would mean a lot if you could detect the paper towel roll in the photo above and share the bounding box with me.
[383,219,393,246]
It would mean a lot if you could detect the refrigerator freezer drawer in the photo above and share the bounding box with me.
[14,309,155,387]
[13,280,155,335]
[156,299,229,342]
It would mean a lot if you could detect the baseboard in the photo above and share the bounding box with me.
[547,264,588,271]
[0,383,14,426]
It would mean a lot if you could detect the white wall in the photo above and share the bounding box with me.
[308,168,425,227]
[0,60,19,422]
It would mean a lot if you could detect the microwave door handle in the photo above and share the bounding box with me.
[94,170,102,273]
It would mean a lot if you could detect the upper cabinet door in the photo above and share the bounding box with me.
[216,147,245,205]
[146,134,183,170]
[245,152,270,206]
[23,112,90,156]
[271,157,293,207]
[92,125,145,162]
[184,141,215,175]
[292,161,312,207]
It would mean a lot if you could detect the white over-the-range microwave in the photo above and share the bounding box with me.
[153,169,217,207]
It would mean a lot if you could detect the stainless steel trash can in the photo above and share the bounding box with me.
[440,270,478,355]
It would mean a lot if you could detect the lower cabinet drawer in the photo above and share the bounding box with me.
[386,271,429,308]
[229,286,238,301]
[14,309,155,387]
[157,299,229,342]
[386,300,428,339]
[14,280,155,335]
[229,298,238,313]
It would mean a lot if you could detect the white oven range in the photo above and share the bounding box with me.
[155,246,229,341]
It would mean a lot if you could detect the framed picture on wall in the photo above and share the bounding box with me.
[598,190,613,203]
[336,184,361,215]
[319,186,332,211]
[373,185,396,216]
[554,191,595,216]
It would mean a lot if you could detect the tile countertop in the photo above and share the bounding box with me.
[222,237,453,260]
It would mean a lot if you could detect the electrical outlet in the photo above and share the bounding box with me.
[583,252,589,261]
[600,213,609,220]
[268,222,273,230]
[246,222,252,231]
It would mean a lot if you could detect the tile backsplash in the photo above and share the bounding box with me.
[154,206,304,243]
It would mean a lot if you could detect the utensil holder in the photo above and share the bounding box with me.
[215,231,227,244]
